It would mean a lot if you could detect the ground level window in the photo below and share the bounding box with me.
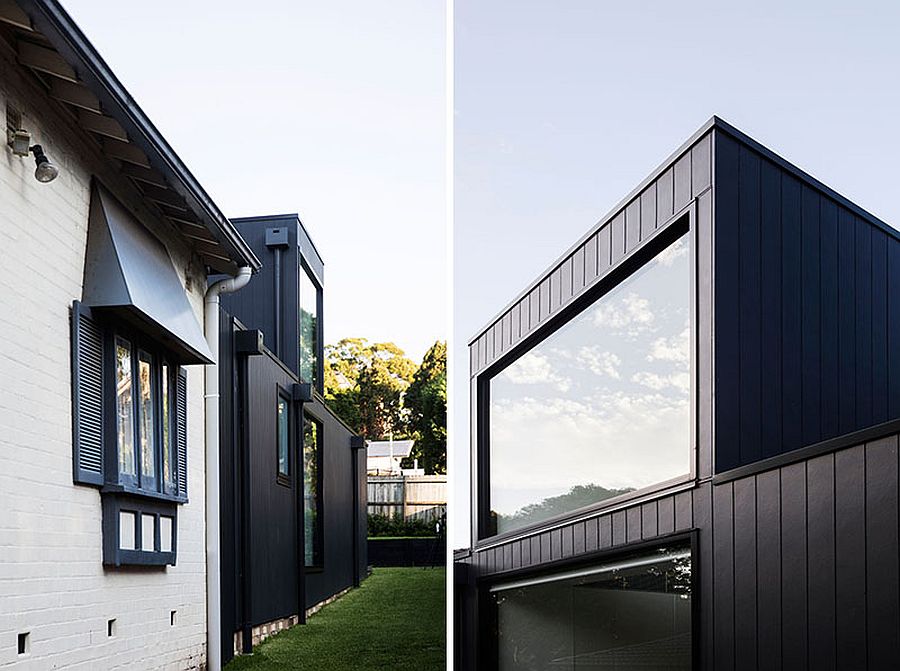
[277,394,290,481]
[303,414,323,567]
[489,543,692,670]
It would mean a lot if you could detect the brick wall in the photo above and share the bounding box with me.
[0,49,208,670]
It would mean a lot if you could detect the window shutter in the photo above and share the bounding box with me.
[175,367,188,499]
[71,301,105,486]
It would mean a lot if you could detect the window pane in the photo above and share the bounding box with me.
[138,352,155,484]
[299,268,319,386]
[303,416,322,566]
[141,514,155,551]
[488,233,692,536]
[493,545,692,670]
[119,511,136,550]
[159,516,173,553]
[277,397,289,476]
[162,364,175,492]
[116,339,135,477]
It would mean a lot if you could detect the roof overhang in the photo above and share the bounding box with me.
[1,0,261,275]
[82,183,214,364]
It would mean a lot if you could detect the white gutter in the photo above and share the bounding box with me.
[204,266,252,671]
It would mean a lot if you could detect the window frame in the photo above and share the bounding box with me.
[104,321,185,503]
[302,409,325,570]
[276,386,292,487]
[475,531,700,670]
[298,257,324,393]
[475,210,698,546]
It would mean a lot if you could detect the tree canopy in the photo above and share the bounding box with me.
[323,338,446,474]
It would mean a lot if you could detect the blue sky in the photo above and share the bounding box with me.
[65,0,447,363]
[452,0,900,547]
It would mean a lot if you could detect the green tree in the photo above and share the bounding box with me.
[402,341,446,474]
[324,338,416,439]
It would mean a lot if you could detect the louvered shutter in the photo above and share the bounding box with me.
[175,367,188,499]
[71,300,105,486]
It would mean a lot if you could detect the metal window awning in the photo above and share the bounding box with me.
[81,184,213,364]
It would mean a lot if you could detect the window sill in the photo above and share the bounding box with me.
[102,483,187,505]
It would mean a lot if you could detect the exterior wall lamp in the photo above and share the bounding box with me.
[6,126,59,183]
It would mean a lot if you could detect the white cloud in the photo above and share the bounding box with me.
[591,291,655,337]
[502,351,571,392]
[577,346,621,379]
[646,327,690,367]
[632,370,691,393]
[489,390,691,513]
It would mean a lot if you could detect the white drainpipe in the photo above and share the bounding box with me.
[204,266,252,671]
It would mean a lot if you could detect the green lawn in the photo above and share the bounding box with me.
[225,568,446,671]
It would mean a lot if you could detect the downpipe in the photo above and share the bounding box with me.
[205,266,252,671]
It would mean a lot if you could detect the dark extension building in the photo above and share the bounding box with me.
[455,117,900,670]
[216,215,367,663]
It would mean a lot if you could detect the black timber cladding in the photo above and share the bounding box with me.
[713,130,900,472]
[459,429,900,669]
[461,118,900,669]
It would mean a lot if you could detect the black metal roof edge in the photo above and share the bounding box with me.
[713,117,900,243]
[20,0,261,272]
[468,115,900,346]
[230,212,326,269]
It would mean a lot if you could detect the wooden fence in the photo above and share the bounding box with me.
[367,475,446,524]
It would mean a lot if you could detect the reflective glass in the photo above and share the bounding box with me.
[493,545,692,670]
[303,416,322,566]
[115,339,135,477]
[277,397,289,476]
[488,233,691,536]
[299,268,319,386]
[138,351,155,483]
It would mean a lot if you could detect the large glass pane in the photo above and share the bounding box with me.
[303,415,322,567]
[493,545,692,670]
[277,397,289,476]
[138,351,156,486]
[115,338,135,477]
[488,233,691,536]
[299,268,319,386]
[162,363,175,493]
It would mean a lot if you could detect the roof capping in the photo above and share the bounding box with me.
[468,115,900,345]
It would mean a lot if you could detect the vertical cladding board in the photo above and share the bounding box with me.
[714,132,741,472]
[732,478,757,671]
[806,454,836,670]
[713,128,900,474]
[738,147,762,466]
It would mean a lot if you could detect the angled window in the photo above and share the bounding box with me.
[481,229,693,538]
[70,184,210,566]
[489,543,693,669]
[303,413,324,568]
[299,264,321,389]
[276,392,291,483]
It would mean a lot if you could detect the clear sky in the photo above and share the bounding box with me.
[452,0,900,547]
[65,0,447,364]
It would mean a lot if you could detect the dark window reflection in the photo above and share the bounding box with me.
[488,233,692,536]
[493,545,692,670]
[299,268,319,387]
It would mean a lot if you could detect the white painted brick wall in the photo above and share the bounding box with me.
[0,49,209,670]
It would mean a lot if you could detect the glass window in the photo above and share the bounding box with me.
[299,267,319,387]
[138,351,156,487]
[486,232,692,537]
[161,363,176,494]
[491,544,692,670]
[277,396,290,478]
[303,415,323,567]
[115,338,135,478]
